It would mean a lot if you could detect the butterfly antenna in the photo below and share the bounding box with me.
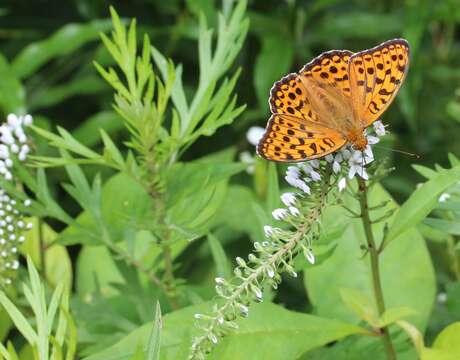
[373,145,420,159]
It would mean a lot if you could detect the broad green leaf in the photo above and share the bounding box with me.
[339,288,378,327]
[386,165,460,244]
[423,218,460,235]
[429,322,460,357]
[305,184,435,332]
[377,306,418,328]
[12,20,112,79]
[83,302,368,360]
[146,302,162,360]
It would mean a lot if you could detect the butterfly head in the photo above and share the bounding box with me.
[348,130,368,151]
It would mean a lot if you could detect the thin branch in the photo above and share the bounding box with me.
[357,177,396,360]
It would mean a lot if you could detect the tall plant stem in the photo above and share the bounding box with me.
[357,177,396,360]
[38,218,46,278]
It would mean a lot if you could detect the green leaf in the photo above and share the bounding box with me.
[207,233,232,278]
[29,75,106,111]
[423,218,460,235]
[420,322,460,359]
[339,288,378,327]
[0,341,9,360]
[386,165,460,244]
[377,306,418,328]
[0,291,36,345]
[0,54,25,114]
[73,111,124,148]
[305,184,435,333]
[20,218,72,288]
[83,302,369,360]
[266,162,280,213]
[12,20,112,79]
[146,302,162,360]
[396,320,424,356]
[253,32,294,110]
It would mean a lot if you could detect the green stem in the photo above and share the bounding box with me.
[38,218,46,278]
[447,236,460,281]
[358,177,396,360]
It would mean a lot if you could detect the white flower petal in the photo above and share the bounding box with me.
[246,126,265,146]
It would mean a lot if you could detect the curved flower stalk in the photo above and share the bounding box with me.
[189,122,387,359]
[0,114,33,288]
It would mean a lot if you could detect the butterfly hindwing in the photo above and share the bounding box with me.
[348,39,410,126]
[257,114,346,162]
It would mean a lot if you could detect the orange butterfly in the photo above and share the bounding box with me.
[257,39,410,162]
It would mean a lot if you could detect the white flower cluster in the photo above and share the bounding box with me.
[0,114,33,287]
[266,121,387,264]
[0,193,33,286]
[0,114,32,180]
[284,120,385,194]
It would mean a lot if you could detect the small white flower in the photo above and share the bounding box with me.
[215,277,225,285]
[437,292,447,304]
[309,159,320,168]
[236,257,246,267]
[338,177,347,192]
[373,120,386,137]
[340,148,352,160]
[10,143,19,154]
[7,114,20,128]
[24,199,31,207]
[439,193,451,203]
[286,166,300,179]
[309,170,321,182]
[367,135,380,145]
[239,151,255,174]
[285,176,310,194]
[26,222,33,229]
[246,126,265,146]
[305,248,315,264]
[325,154,334,163]
[272,208,288,220]
[348,151,370,180]
[11,260,19,270]
[264,225,274,237]
[266,266,275,278]
[289,206,300,217]
[281,192,297,207]
[332,161,341,174]
[0,145,8,159]
[23,114,33,126]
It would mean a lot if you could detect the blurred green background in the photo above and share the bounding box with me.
[1,0,460,352]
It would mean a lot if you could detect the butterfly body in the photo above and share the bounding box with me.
[257,39,410,162]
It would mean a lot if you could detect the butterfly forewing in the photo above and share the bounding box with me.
[348,39,410,126]
[259,51,353,162]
